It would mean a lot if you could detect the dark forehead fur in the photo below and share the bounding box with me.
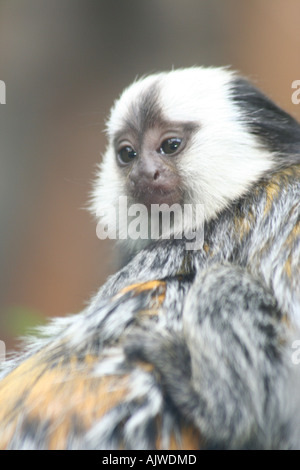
[116,80,164,144]
[231,77,300,166]
[114,78,198,145]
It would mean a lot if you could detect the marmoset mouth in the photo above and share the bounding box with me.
[130,186,183,209]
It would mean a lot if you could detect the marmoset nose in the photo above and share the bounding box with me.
[128,154,181,208]
[129,157,163,187]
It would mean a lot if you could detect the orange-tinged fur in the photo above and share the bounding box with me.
[0,280,200,450]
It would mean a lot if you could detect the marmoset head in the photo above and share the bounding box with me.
[91,67,300,254]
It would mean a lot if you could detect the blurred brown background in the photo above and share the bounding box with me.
[0,0,299,352]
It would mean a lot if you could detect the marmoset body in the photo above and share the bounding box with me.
[0,67,299,449]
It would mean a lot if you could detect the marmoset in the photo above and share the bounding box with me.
[0,67,299,449]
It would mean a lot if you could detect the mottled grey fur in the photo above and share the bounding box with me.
[0,68,300,449]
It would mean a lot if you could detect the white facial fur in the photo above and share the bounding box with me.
[90,67,276,253]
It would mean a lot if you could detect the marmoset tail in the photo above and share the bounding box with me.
[0,67,300,450]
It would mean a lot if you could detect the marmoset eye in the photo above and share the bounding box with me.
[118,146,137,164]
[159,138,182,155]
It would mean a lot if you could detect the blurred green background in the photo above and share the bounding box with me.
[0,0,299,352]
